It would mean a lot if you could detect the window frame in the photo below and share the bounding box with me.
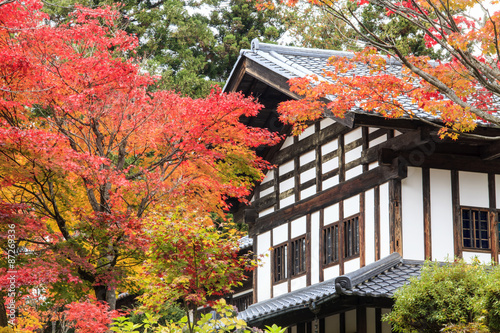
[322,222,340,267]
[344,214,360,259]
[461,206,490,251]
[273,241,288,283]
[290,236,307,277]
[322,213,360,268]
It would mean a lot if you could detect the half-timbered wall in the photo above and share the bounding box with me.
[252,119,500,304]
[252,120,397,303]
[401,167,500,263]
[251,119,391,217]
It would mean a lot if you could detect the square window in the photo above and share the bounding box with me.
[291,237,306,276]
[273,243,287,282]
[461,208,490,250]
[323,223,339,265]
[344,216,360,258]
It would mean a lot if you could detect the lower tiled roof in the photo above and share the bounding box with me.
[239,253,423,323]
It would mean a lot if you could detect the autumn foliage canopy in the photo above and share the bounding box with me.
[0,0,278,328]
[276,0,500,139]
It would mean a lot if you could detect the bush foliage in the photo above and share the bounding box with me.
[384,259,500,333]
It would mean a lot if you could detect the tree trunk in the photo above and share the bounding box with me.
[94,285,107,302]
[0,294,8,327]
[93,285,117,310]
[106,286,116,311]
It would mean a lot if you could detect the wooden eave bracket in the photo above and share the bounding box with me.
[480,140,500,161]
[361,128,432,165]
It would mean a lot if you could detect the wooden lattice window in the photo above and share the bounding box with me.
[231,293,253,312]
[291,237,306,276]
[462,208,489,250]
[273,243,288,282]
[344,215,360,258]
[323,223,339,265]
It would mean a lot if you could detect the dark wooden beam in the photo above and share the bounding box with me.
[245,60,301,100]
[422,168,432,260]
[399,152,500,174]
[481,140,500,160]
[250,162,407,236]
[389,179,403,255]
[353,113,421,130]
[360,193,366,267]
[361,128,431,165]
[356,306,367,333]
[489,173,498,262]
[224,58,247,93]
[451,170,462,258]
[374,186,381,261]
[306,214,312,286]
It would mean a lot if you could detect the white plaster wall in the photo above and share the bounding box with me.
[345,128,362,144]
[345,310,356,333]
[273,224,288,246]
[365,189,376,265]
[368,127,379,134]
[262,169,274,184]
[345,146,362,164]
[344,194,360,218]
[368,161,378,170]
[311,211,320,285]
[280,136,294,149]
[299,125,315,140]
[380,183,391,258]
[273,281,288,297]
[290,275,307,291]
[323,175,339,190]
[257,231,271,302]
[300,150,316,165]
[459,171,489,207]
[320,117,336,129]
[402,167,425,260]
[260,186,274,198]
[325,314,340,333]
[322,157,339,173]
[300,168,316,183]
[291,216,307,239]
[280,196,295,208]
[463,251,493,264]
[301,186,316,200]
[323,265,340,280]
[324,203,340,225]
[280,177,294,193]
[259,207,274,218]
[346,165,363,180]
[369,134,386,148]
[344,257,361,274]
[322,139,338,155]
[430,169,455,261]
[279,160,294,175]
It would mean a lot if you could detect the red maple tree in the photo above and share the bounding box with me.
[0,0,279,326]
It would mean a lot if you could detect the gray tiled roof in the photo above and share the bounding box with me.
[341,259,422,298]
[238,253,423,323]
[226,39,500,127]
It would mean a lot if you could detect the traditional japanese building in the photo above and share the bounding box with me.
[224,39,500,333]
